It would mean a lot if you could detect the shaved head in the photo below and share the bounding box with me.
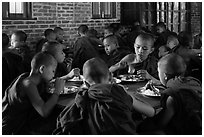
[83,58,109,83]
[103,35,118,45]
[31,52,57,70]
[135,33,155,48]
[158,53,186,75]
[158,53,186,85]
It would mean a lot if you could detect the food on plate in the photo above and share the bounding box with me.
[110,77,121,84]
[142,89,160,96]
[120,75,145,82]
[49,86,79,94]
[63,86,79,94]
[69,75,84,81]
[137,87,161,96]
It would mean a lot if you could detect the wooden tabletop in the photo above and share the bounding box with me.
[124,81,161,108]
[57,80,161,108]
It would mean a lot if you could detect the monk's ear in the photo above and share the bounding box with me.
[39,65,45,74]
[164,73,168,81]
[150,47,154,53]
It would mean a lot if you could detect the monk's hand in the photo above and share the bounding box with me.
[68,68,80,78]
[137,69,151,80]
[128,64,135,74]
[54,78,65,95]
[64,57,73,72]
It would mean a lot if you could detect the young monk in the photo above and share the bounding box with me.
[72,25,100,72]
[2,33,13,94]
[2,31,33,96]
[36,28,57,53]
[54,27,65,44]
[41,41,80,80]
[109,33,160,83]
[104,25,131,51]
[164,35,202,82]
[137,53,202,135]
[104,25,114,37]
[154,22,177,50]
[158,35,179,58]
[54,57,155,135]
[103,34,131,68]
[2,52,65,134]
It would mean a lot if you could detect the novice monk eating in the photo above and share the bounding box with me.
[158,35,179,58]
[109,33,160,83]
[137,53,202,135]
[54,57,155,135]
[2,52,65,134]
[41,41,80,80]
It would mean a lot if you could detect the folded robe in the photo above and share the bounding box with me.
[53,84,137,135]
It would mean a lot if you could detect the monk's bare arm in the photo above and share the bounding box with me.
[109,54,137,73]
[23,79,63,117]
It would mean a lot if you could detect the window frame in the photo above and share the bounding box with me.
[92,2,116,19]
[141,2,191,33]
[156,2,190,33]
[2,2,33,20]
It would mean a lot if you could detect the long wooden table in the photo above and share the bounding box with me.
[123,81,161,108]
[57,80,161,109]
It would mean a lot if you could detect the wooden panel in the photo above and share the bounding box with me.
[120,2,141,25]
[2,2,9,18]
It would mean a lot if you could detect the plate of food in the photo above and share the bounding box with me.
[110,77,121,84]
[49,86,79,95]
[120,75,145,83]
[68,75,84,84]
[137,87,161,97]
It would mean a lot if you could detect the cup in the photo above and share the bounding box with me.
[128,65,135,74]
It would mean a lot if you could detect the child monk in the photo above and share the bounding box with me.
[2,30,33,96]
[137,53,202,135]
[54,57,155,135]
[41,41,80,80]
[158,35,179,58]
[2,52,65,134]
[109,33,160,83]
[103,35,130,68]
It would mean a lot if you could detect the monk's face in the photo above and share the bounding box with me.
[41,61,57,82]
[56,30,65,42]
[103,38,117,55]
[156,26,165,34]
[104,29,113,37]
[10,34,24,49]
[166,38,178,49]
[134,36,154,62]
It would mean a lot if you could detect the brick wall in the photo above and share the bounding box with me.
[2,2,120,49]
[190,2,202,35]
[2,2,201,49]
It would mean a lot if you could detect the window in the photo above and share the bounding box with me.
[141,2,190,33]
[2,2,32,20]
[156,2,190,33]
[141,3,157,30]
[92,2,116,19]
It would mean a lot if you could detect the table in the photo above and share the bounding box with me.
[57,80,161,109]
[123,81,161,108]
[57,81,82,107]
